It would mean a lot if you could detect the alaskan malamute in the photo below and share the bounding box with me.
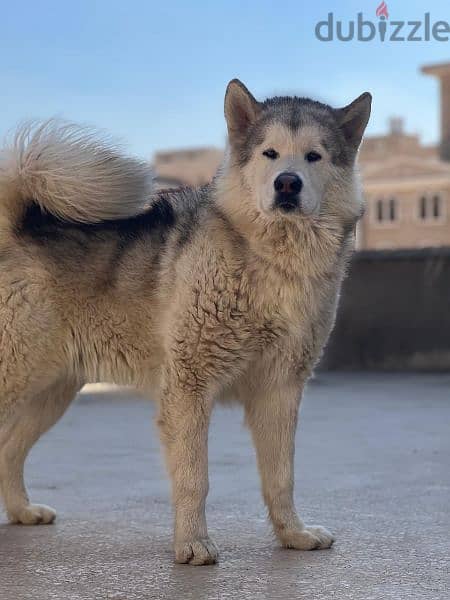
[0,79,371,564]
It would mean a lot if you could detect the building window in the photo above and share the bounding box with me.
[418,193,444,221]
[374,197,399,224]
[420,196,427,219]
[376,199,383,222]
[389,198,397,221]
[433,195,441,218]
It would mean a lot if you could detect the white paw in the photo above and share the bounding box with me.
[280,525,335,550]
[175,536,219,565]
[9,503,57,525]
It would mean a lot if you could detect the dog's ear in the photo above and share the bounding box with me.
[335,92,372,150]
[224,79,260,144]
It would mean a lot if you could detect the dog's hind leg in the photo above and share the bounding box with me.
[0,377,80,525]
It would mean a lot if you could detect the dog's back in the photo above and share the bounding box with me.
[0,122,207,397]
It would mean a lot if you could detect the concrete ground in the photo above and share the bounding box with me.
[0,374,449,600]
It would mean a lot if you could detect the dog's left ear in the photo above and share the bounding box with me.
[335,92,372,150]
[225,79,261,145]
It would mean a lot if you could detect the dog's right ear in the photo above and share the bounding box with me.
[224,79,260,144]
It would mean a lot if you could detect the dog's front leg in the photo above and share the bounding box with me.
[157,378,217,565]
[245,382,334,551]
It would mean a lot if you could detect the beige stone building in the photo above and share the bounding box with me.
[357,117,450,250]
[152,62,450,251]
[357,62,450,250]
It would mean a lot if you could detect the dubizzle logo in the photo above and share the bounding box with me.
[315,3,450,42]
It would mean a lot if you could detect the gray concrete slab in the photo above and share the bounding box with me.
[0,374,449,599]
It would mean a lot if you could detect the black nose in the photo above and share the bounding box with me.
[274,172,303,195]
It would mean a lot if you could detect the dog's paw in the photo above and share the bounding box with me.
[174,537,219,565]
[8,503,56,525]
[280,525,335,550]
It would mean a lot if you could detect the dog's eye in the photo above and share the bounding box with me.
[262,148,279,160]
[305,151,322,163]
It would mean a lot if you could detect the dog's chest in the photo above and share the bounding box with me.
[250,269,341,371]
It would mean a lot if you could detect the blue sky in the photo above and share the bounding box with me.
[1,0,449,158]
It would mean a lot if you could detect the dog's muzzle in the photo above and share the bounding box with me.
[273,172,303,213]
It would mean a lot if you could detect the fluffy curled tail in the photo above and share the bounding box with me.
[0,119,154,232]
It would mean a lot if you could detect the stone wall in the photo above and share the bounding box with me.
[321,248,450,371]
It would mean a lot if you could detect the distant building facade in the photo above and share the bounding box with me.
[357,62,450,250]
[152,62,450,251]
[357,116,450,250]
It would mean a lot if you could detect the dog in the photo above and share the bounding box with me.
[0,79,371,565]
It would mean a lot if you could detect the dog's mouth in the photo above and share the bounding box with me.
[273,193,300,213]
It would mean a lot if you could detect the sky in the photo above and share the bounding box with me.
[1,0,449,158]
